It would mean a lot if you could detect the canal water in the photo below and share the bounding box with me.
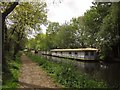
[38,54,120,88]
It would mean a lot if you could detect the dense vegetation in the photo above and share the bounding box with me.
[1,1,120,88]
[1,1,47,62]
[27,52,107,88]
[27,2,120,61]
[2,52,21,88]
[1,1,47,88]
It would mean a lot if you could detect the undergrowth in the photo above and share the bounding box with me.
[2,52,22,89]
[27,52,107,88]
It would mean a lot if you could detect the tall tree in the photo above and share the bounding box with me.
[98,2,120,59]
[46,22,60,49]
[1,1,18,65]
[1,1,47,61]
[6,2,47,58]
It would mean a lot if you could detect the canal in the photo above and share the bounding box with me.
[38,54,120,88]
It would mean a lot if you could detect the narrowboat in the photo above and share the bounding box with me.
[50,48,98,60]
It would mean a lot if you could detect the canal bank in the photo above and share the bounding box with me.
[26,52,119,88]
[38,53,120,88]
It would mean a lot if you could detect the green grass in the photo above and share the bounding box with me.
[2,52,22,89]
[27,52,107,88]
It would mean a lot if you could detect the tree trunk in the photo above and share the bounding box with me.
[117,2,120,58]
[2,2,18,71]
[2,14,6,66]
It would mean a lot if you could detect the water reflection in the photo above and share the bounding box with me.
[39,54,120,88]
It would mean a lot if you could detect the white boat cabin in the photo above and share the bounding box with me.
[50,48,98,60]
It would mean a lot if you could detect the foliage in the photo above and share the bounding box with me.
[98,3,120,59]
[2,52,22,89]
[26,33,47,50]
[0,1,47,59]
[26,2,120,61]
[46,22,60,49]
[82,2,120,60]
[27,53,107,88]
[6,2,46,53]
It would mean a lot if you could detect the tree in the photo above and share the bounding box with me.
[46,22,60,49]
[70,16,86,48]
[53,23,78,49]
[1,1,18,65]
[6,2,47,58]
[98,2,120,59]
[0,1,47,61]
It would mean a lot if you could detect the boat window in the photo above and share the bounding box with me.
[85,51,88,56]
[69,52,71,54]
[90,51,94,56]
[75,52,77,55]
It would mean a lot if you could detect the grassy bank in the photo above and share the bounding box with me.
[2,52,22,89]
[27,52,107,88]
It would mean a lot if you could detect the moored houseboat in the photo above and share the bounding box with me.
[50,48,98,60]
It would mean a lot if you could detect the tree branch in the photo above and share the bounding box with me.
[3,1,18,17]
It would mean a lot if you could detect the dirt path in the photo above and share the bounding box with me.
[18,54,61,88]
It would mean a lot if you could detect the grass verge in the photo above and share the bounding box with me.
[27,52,107,88]
[2,52,22,89]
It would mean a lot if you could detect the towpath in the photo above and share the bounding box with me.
[18,54,61,88]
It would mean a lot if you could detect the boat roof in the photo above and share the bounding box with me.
[51,48,98,52]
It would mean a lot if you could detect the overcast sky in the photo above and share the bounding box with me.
[46,0,93,24]
[41,0,93,33]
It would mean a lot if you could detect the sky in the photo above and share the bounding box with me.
[46,0,93,24]
[41,0,93,33]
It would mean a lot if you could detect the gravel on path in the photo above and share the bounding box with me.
[18,54,61,88]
